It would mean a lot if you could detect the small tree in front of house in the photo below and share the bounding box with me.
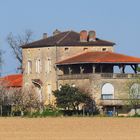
[125,77,140,115]
[24,87,44,115]
[0,80,13,116]
[53,84,94,113]
[137,66,140,73]
[11,88,25,116]
[11,86,44,116]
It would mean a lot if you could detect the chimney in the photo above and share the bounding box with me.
[88,30,96,41]
[80,30,88,42]
[43,33,47,39]
[53,29,61,36]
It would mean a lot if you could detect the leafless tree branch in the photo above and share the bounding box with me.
[6,30,33,70]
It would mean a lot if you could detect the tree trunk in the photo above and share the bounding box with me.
[82,107,85,117]
[134,107,137,115]
[20,107,24,116]
[0,105,2,116]
[10,105,13,116]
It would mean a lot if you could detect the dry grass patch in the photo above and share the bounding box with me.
[0,117,139,140]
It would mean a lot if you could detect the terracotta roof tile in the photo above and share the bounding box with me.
[21,31,115,48]
[0,74,22,87]
[56,51,140,65]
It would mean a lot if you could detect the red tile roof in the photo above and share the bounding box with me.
[0,74,22,88]
[56,51,140,65]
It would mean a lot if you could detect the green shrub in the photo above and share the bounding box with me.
[131,113,140,117]
[41,109,62,117]
[31,108,63,117]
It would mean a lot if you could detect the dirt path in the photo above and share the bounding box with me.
[0,117,139,140]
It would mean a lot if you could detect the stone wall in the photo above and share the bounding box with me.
[57,74,132,106]
[56,46,113,61]
[22,45,113,104]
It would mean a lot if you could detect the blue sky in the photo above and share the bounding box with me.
[0,0,140,75]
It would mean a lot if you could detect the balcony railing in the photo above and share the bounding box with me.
[58,73,94,80]
[58,73,140,80]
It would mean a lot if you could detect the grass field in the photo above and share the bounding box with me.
[0,117,140,140]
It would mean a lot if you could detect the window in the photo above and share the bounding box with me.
[36,59,41,73]
[27,60,32,74]
[101,83,114,99]
[83,48,88,51]
[65,48,69,51]
[101,94,113,99]
[102,48,107,51]
[46,58,51,73]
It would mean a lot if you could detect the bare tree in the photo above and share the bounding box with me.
[11,86,44,116]
[0,48,3,76]
[122,77,140,115]
[7,30,33,70]
[0,78,44,116]
[0,80,11,116]
[11,88,25,116]
[127,78,140,115]
[0,81,6,115]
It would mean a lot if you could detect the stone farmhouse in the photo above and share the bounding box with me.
[22,30,140,113]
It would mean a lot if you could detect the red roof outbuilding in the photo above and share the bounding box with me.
[0,74,22,88]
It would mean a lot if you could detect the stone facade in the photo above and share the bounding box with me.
[58,73,138,105]
[22,30,140,114]
[22,45,113,104]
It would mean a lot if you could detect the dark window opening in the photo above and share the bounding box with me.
[102,48,107,51]
[83,48,88,51]
[65,48,69,51]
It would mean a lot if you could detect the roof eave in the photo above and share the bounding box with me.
[22,44,115,48]
[56,62,140,65]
